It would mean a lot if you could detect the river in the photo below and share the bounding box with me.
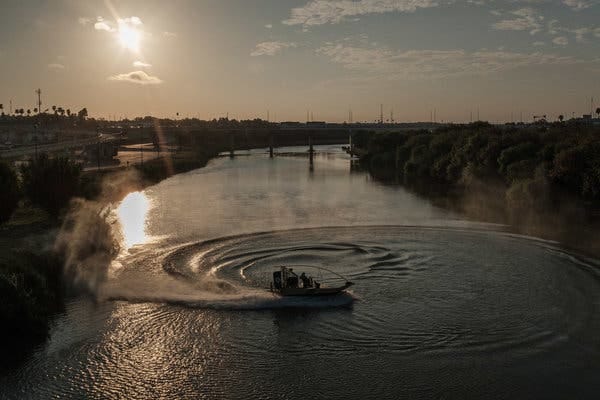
[1,145,599,399]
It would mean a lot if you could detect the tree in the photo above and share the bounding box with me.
[0,161,20,225]
[52,105,56,115]
[27,109,31,116]
[558,115,564,123]
[596,107,600,119]
[77,108,88,121]
[20,154,82,217]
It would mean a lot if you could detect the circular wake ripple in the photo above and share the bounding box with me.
[149,225,600,358]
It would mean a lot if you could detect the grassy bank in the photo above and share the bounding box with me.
[354,122,600,256]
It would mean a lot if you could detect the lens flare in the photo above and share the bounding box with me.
[117,191,149,248]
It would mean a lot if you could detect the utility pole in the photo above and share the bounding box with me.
[35,89,42,114]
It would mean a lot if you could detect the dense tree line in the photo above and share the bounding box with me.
[355,122,600,209]
[0,155,82,223]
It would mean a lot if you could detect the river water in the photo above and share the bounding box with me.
[1,146,599,399]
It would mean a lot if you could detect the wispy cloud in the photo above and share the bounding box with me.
[250,41,297,56]
[48,63,65,70]
[317,42,582,79]
[94,17,115,32]
[492,8,543,34]
[283,0,439,26]
[163,31,177,37]
[108,71,162,85]
[562,0,593,10]
[133,60,152,68]
[552,36,569,45]
[78,17,91,25]
[265,24,273,29]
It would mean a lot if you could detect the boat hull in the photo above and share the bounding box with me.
[273,282,353,297]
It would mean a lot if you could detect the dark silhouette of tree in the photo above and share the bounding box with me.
[52,105,57,115]
[558,115,564,123]
[77,108,88,121]
[596,107,600,119]
[20,154,82,217]
[66,109,71,117]
[27,109,31,116]
[0,161,20,225]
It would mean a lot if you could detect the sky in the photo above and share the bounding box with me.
[0,0,599,123]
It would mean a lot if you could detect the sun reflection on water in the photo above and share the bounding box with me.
[117,191,150,248]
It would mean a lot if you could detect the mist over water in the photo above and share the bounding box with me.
[2,146,599,399]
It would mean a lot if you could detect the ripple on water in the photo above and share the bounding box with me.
[3,225,600,399]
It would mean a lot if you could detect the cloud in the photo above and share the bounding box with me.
[107,71,162,85]
[532,41,545,46]
[78,17,91,25]
[118,16,142,26]
[316,42,582,79]
[94,17,115,32]
[48,63,65,70]
[163,31,177,37]
[283,0,439,26]
[562,0,593,10]
[133,60,152,68]
[250,41,297,56]
[492,7,543,34]
[265,24,273,29]
[552,36,568,45]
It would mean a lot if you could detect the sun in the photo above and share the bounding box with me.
[118,25,140,52]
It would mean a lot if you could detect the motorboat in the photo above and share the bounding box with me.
[270,266,353,296]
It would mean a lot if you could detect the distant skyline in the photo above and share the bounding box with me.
[1,0,599,122]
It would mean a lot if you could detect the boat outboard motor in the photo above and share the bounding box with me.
[273,271,282,289]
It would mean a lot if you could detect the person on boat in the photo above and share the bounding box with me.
[286,268,299,288]
[300,272,312,288]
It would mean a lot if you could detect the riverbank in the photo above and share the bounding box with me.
[0,144,226,369]
[354,122,600,257]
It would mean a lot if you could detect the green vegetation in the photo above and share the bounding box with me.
[0,250,64,365]
[20,154,83,218]
[355,122,600,247]
[0,161,20,224]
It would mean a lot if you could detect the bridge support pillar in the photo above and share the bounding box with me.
[309,136,314,165]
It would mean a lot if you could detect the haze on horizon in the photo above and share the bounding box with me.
[1,0,599,123]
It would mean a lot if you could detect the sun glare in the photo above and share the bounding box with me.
[118,25,141,52]
[117,191,149,248]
